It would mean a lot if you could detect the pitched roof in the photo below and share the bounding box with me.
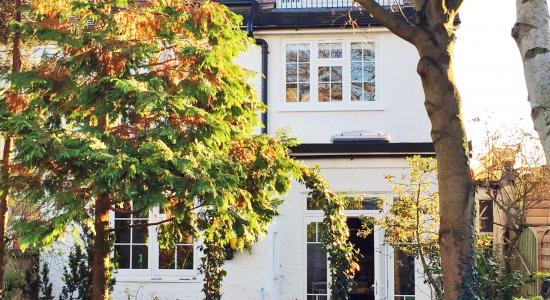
[219,1,461,31]
[251,6,416,30]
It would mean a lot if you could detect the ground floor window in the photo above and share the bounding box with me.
[306,221,328,300]
[112,203,196,277]
[479,199,494,233]
[394,250,415,300]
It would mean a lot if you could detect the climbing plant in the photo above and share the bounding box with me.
[301,166,358,300]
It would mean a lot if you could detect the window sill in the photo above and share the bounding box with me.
[114,273,201,283]
[277,104,384,112]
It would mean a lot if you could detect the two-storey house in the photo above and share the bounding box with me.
[44,1,437,299]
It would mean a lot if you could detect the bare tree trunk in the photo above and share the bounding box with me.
[91,192,110,300]
[0,138,11,299]
[512,0,550,163]
[416,42,476,300]
[352,1,475,298]
[0,0,21,296]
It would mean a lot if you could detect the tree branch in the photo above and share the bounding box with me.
[445,0,463,13]
[109,217,176,232]
[354,0,419,45]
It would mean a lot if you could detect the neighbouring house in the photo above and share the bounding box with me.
[475,148,550,297]
[43,0,439,299]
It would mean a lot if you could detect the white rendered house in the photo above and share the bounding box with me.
[44,1,437,299]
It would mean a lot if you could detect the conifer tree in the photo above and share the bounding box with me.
[2,1,300,299]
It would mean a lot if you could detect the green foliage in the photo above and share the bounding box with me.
[40,263,54,300]
[0,1,355,298]
[473,237,528,300]
[0,0,304,298]
[59,226,115,300]
[23,267,40,299]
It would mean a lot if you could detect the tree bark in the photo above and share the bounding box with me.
[512,0,550,164]
[0,0,21,296]
[416,48,475,299]
[91,192,111,300]
[353,1,475,298]
[90,114,111,300]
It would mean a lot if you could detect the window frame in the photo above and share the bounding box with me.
[304,217,330,300]
[110,206,201,282]
[304,192,389,217]
[391,248,417,300]
[478,199,494,234]
[281,38,381,112]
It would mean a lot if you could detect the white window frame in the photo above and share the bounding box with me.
[111,206,201,282]
[303,217,330,300]
[388,246,418,300]
[281,38,381,112]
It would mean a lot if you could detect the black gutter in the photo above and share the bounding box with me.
[219,0,269,134]
[255,38,269,134]
[248,1,269,134]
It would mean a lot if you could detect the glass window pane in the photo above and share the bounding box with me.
[132,203,149,218]
[343,196,380,210]
[307,244,327,294]
[132,221,148,243]
[115,220,131,243]
[132,245,148,269]
[364,82,375,101]
[286,84,297,102]
[307,223,316,242]
[394,250,415,296]
[331,43,342,58]
[479,200,493,232]
[331,83,342,101]
[299,84,310,102]
[299,63,310,82]
[298,44,310,62]
[286,45,297,62]
[331,66,342,82]
[318,223,326,242]
[318,66,330,82]
[115,245,130,269]
[318,43,330,59]
[351,83,362,101]
[286,64,297,82]
[318,83,330,102]
[351,42,363,61]
[159,247,176,269]
[363,63,375,81]
[351,63,362,82]
[307,197,321,210]
[364,42,375,61]
[177,245,194,269]
[115,202,131,218]
[179,232,193,244]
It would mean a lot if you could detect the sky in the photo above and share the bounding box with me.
[454,0,534,156]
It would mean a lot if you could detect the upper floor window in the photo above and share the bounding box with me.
[286,43,311,102]
[284,40,377,108]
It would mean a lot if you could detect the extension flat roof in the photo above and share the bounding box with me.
[289,142,436,159]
